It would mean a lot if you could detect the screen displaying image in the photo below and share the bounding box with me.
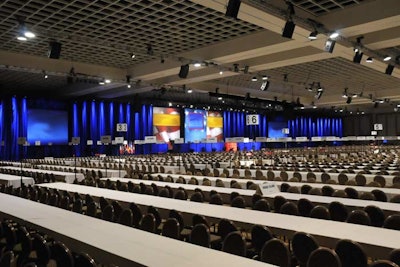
[185,108,206,143]
[207,111,223,141]
[268,121,288,138]
[153,107,180,148]
[27,109,68,144]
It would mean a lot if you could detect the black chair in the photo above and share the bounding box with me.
[162,218,180,240]
[383,215,400,230]
[310,205,330,220]
[249,225,273,257]
[111,200,123,222]
[74,253,97,267]
[192,214,210,228]
[307,247,341,267]
[190,192,204,202]
[211,219,238,250]
[322,185,335,196]
[389,249,400,266]
[280,183,290,192]
[335,239,368,267]
[297,198,314,217]
[231,196,246,208]
[190,224,210,248]
[101,205,114,222]
[0,251,15,267]
[253,199,271,212]
[140,214,156,233]
[50,241,74,267]
[147,206,162,228]
[273,196,287,212]
[158,188,170,198]
[260,238,291,267]
[329,201,348,222]
[345,187,359,199]
[209,193,223,205]
[30,233,51,266]
[369,260,399,267]
[222,231,246,257]
[86,201,98,218]
[364,205,385,227]
[371,189,388,202]
[129,202,143,227]
[174,190,187,200]
[301,184,312,194]
[119,209,134,227]
[291,232,319,267]
[280,202,299,216]
[72,198,83,214]
[347,210,371,226]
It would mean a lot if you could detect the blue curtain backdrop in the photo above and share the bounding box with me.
[0,97,345,159]
[288,117,343,138]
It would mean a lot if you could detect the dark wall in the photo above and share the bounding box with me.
[343,112,400,136]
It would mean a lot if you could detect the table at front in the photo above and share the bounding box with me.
[38,183,400,259]
[0,193,275,267]
[0,166,84,183]
[0,174,35,188]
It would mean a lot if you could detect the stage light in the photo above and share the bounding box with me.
[178,64,189,78]
[219,71,223,75]
[329,32,339,39]
[16,35,27,41]
[193,62,201,68]
[130,53,136,59]
[260,81,270,91]
[308,31,318,40]
[262,75,268,80]
[317,83,323,91]
[385,64,394,75]
[346,96,352,104]
[243,65,249,74]
[225,0,241,19]
[16,20,35,41]
[353,51,363,64]
[187,89,193,94]
[282,21,295,39]
[383,55,391,61]
[233,64,239,72]
[99,80,105,85]
[127,84,131,88]
[251,76,258,82]
[218,96,223,100]
[315,89,323,100]
[105,79,111,84]
[366,57,373,63]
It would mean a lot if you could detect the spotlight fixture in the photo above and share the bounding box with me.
[251,76,258,82]
[42,70,48,79]
[353,36,363,53]
[317,82,323,92]
[385,64,394,75]
[16,20,35,41]
[315,89,323,100]
[219,71,223,75]
[193,62,202,68]
[168,102,172,107]
[324,39,336,53]
[282,20,295,39]
[130,53,136,59]
[353,51,363,64]
[308,31,318,40]
[262,75,268,80]
[105,79,111,84]
[383,55,391,61]
[243,65,249,74]
[225,0,241,19]
[346,96,352,104]
[178,64,189,78]
[99,79,105,85]
[366,57,373,63]
[233,64,239,72]
[146,44,153,55]
[218,96,223,100]
[260,80,270,91]
[187,88,193,94]
[329,32,339,39]
[127,84,131,88]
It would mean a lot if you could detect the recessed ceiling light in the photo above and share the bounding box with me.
[17,35,27,41]
[251,77,258,82]
[24,31,35,38]
[366,57,373,63]
[383,56,391,61]
[105,79,111,84]
[308,31,318,40]
[194,62,201,67]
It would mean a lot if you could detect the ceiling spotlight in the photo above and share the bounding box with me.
[308,31,318,40]
[260,81,270,91]
[243,65,249,74]
[251,76,258,82]
[194,62,202,67]
[218,96,223,100]
[130,53,136,59]
[262,75,268,80]
[99,80,105,85]
[317,83,323,91]
[105,79,111,84]
[383,55,391,61]
[24,31,35,38]
[366,57,373,63]
[44,74,48,79]
[168,102,172,107]
[219,71,223,75]
[233,64,239,72]
[16,34,27,41]
[127,84,131,88]
[329,32,339,39]
[346,96,352,104]
[187,88,193,93]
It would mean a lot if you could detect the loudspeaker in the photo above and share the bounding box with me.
[385,64,394,75]
[324,39,336,53]
[225,0,241,19]
[353,52,363,63]
[282,21,296,39]
[48,41,62,59]
[178,64,189,78]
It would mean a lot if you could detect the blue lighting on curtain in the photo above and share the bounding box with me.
[99,102,105,137]
[126,104,131,140]
[73,103,79,137]
[0,103,3,159]
[109,102,114,138]
[119,103,124,123]
[288,117,343,138]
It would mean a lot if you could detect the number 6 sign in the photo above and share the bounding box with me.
[246,114,259,125]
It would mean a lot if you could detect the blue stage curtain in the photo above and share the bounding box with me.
[288,117,343,138]
[224,111,268,139]
[0,102,2,159]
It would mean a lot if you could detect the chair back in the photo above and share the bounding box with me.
[307,247,341,267]
[217,219,238,240]
[310,205,330,220]
[335,239,368,267]
[364,205,385,227]
[119,209,134,227]
[129,202,143,227]
[140,214,156,233]
[344,187,359,199]
[162,218,180,240]
[251,225,273,253]
[51,241,74,267]
[190,224,210,248]
[329,201,348,222]
[231,196,246,208]
[347,210,371,226]
[222,231,246,257]
[369,260,399,267]
[0,251,15,267]
[101,205,114,222]
[298,198,314,217]
[292,232,319,266]
[74,253,97,267]
[253,199,271,212]
[280,202,299,216]
[384,215,400,230]
[389,249,400,266]
[260,238,291,267]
